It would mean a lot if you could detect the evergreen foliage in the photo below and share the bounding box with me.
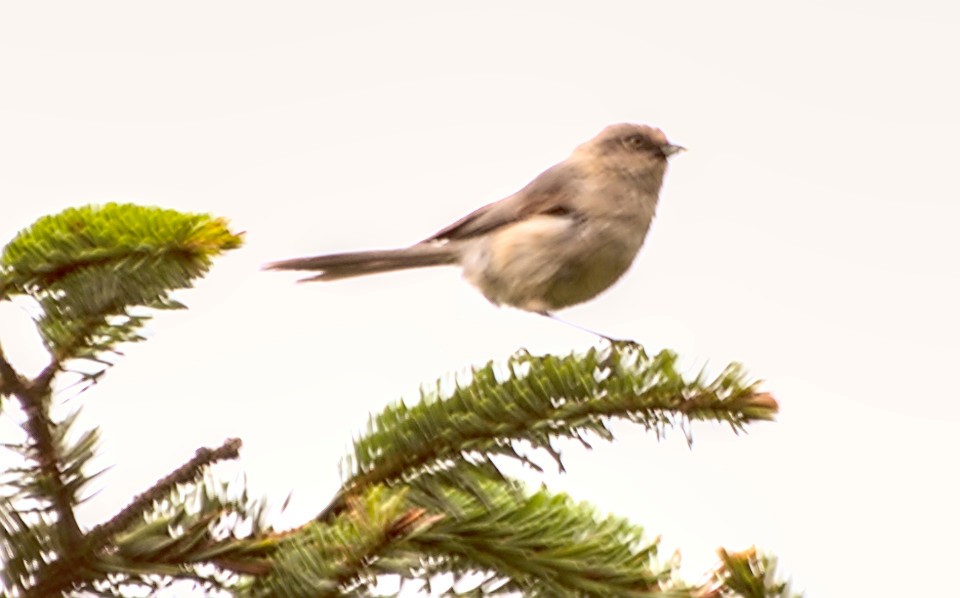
[345,347,774,491]
[0,203,242,364]
[0,204,799,597]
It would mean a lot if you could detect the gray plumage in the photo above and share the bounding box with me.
[266,123,683,313]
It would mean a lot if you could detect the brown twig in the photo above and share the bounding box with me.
[25,438,243,597]
[88,438,243,545]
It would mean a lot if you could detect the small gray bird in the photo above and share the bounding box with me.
[266,123,683,317]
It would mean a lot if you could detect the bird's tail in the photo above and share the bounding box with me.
[264,243,458,282]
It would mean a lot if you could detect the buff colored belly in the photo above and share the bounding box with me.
[460,215,645,312]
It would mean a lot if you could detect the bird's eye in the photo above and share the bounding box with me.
[626,135,649,150]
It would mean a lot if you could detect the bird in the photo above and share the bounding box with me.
[266,123,683,323]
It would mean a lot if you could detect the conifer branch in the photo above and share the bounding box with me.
[248,486,440,597]
[89,437,243,546]
[321,345,777,521]
[315,505,436,597]
[24,438,244,597]
[0,346,84,553]
[0,203,243,365]
[1,204,251,597]
[403,479,680,597]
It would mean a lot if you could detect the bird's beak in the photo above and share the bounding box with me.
[661,143,686,157]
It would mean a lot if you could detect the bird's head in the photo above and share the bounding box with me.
[577,123,685,163]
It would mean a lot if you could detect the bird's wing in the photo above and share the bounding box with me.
[422,163,583,242]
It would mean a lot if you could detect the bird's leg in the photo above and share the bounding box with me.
[537,312,640,346]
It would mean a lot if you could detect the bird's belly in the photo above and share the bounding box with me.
[461,216,644,312]
[541,238,638,309]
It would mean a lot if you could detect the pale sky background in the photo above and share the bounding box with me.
[1,2,958,596]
